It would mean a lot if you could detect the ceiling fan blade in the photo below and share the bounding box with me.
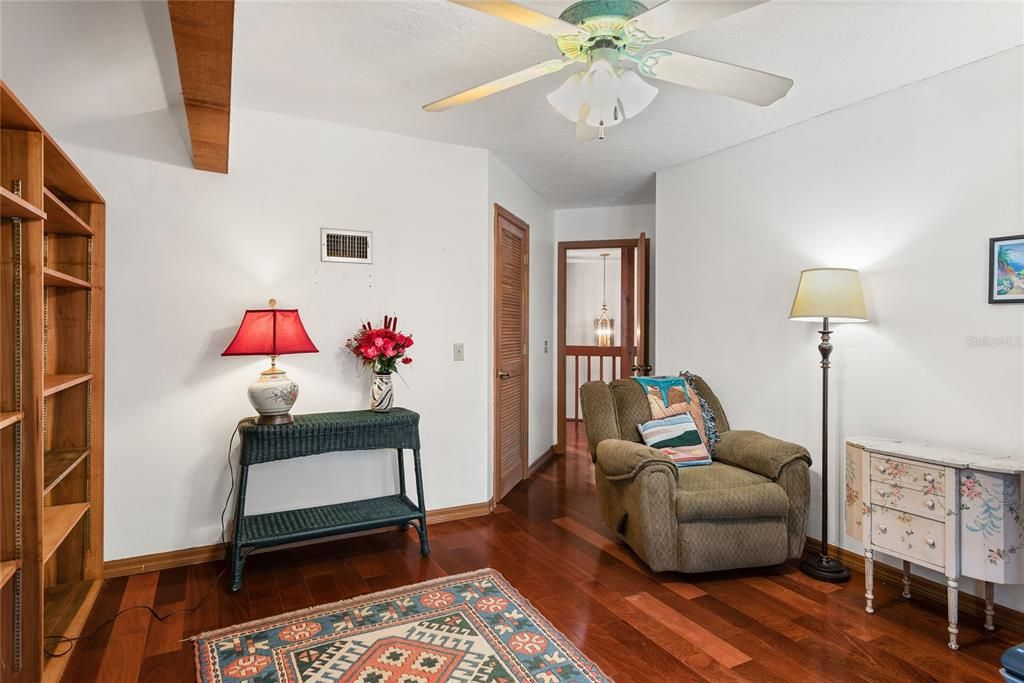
[575,105,601,142]
[628,0,768,45]
[636,49,792,106]
[423,58,574,112]
[448,1,586,39]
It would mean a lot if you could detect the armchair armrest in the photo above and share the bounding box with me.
[593,439,678,571]
[715,430,811,480]
[596,439,678,482]
[716,430,811,559]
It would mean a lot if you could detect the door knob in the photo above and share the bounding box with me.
[926,499,936,509]
[497,370,510,379]
[926,538,936,548]
[878,524,888,533]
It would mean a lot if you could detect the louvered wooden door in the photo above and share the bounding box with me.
[494,206,529,502]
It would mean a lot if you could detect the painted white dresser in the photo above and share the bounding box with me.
[845,436,1024,650]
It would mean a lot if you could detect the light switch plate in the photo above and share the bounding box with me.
[453,343,465,361]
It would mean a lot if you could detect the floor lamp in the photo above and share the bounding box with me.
[790,268,868,583]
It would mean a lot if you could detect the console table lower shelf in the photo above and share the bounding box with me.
[229,409,428,592]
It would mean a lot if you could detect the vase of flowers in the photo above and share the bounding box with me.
[346,315,413,412]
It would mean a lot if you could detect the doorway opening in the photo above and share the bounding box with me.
[556,235,649,454]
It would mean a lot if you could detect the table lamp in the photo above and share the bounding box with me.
[222,299,318,424]
[790,268,868,582]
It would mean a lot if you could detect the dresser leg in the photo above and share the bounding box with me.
[864,549,875,614]
[901,561,912,599]
[984,581,996,631]
[947,577,959,650]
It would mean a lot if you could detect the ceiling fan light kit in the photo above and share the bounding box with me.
[547,48,659,138]
[425,0,794,141]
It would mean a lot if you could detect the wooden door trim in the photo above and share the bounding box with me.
[493,204,529,504]
[556,238,649,454]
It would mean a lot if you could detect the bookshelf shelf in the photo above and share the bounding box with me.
[43,373,93,397]
[43,188,92,235]
[43,267,91,289]
[41,503,89,564]
[0,410,24,430]
[1,186,46,220]
[0,560,18,589]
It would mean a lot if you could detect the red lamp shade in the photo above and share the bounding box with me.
[222,309,318,357]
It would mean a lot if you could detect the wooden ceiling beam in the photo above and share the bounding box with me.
[168,0,235,173]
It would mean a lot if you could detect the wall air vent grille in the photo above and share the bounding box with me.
[321,228,372,264]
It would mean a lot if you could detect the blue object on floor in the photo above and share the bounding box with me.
[1001,643,1024,682]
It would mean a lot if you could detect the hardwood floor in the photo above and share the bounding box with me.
[60,422,1017,681]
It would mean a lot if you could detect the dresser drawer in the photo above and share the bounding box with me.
[869,454,945,494]
[871,504,945,569]
[870,482,945,522]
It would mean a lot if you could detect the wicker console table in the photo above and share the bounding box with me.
[229,409,428,591]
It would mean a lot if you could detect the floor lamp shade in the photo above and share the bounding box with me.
[789,268,868,323]
[222,306,318,425]
[790,268,867,583]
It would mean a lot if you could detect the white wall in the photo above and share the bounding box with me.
[487,154,557,475]
[56,106,558,560]
[554,204,655,242]
[655,48,1024,607]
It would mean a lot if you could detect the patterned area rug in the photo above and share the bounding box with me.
[194,568,612,682]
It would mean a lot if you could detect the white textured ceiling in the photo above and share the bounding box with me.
[2,1,1022,207]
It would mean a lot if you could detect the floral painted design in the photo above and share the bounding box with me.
[880,459,910,478]
[961,471,1024,569]
[879,485,905,503]
[262,382,298,405]
[961,477,983,500]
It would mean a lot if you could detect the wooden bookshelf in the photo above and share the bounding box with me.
[2,186,46,221]
[1,80,104,682]
[42,188,92,236]
[42,267,91,289]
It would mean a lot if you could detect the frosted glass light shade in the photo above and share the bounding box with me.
[547,59,658,126]
[617,70,658,118]
[789,268,868,322]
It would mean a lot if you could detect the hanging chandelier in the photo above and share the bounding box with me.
[593,253,614,346]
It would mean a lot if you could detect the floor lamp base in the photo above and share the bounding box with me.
[800,554,851,583]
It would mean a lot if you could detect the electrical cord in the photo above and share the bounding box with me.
[44,425,248,658]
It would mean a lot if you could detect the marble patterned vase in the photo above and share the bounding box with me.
[370,372,394,412]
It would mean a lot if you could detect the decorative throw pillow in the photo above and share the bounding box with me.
[633,376,716,454]
[637,414,712,467]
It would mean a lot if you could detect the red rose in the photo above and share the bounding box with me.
[402,357,413,364]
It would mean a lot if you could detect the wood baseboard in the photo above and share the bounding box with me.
[527,445,558,477]
[804,537,1024,632]
[104,500,493,579]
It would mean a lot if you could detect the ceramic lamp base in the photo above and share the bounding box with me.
[248,365,299,422]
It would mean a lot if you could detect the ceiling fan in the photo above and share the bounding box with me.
[423,0,793,141]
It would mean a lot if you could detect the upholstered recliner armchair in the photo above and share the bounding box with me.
[580,376,811,573]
